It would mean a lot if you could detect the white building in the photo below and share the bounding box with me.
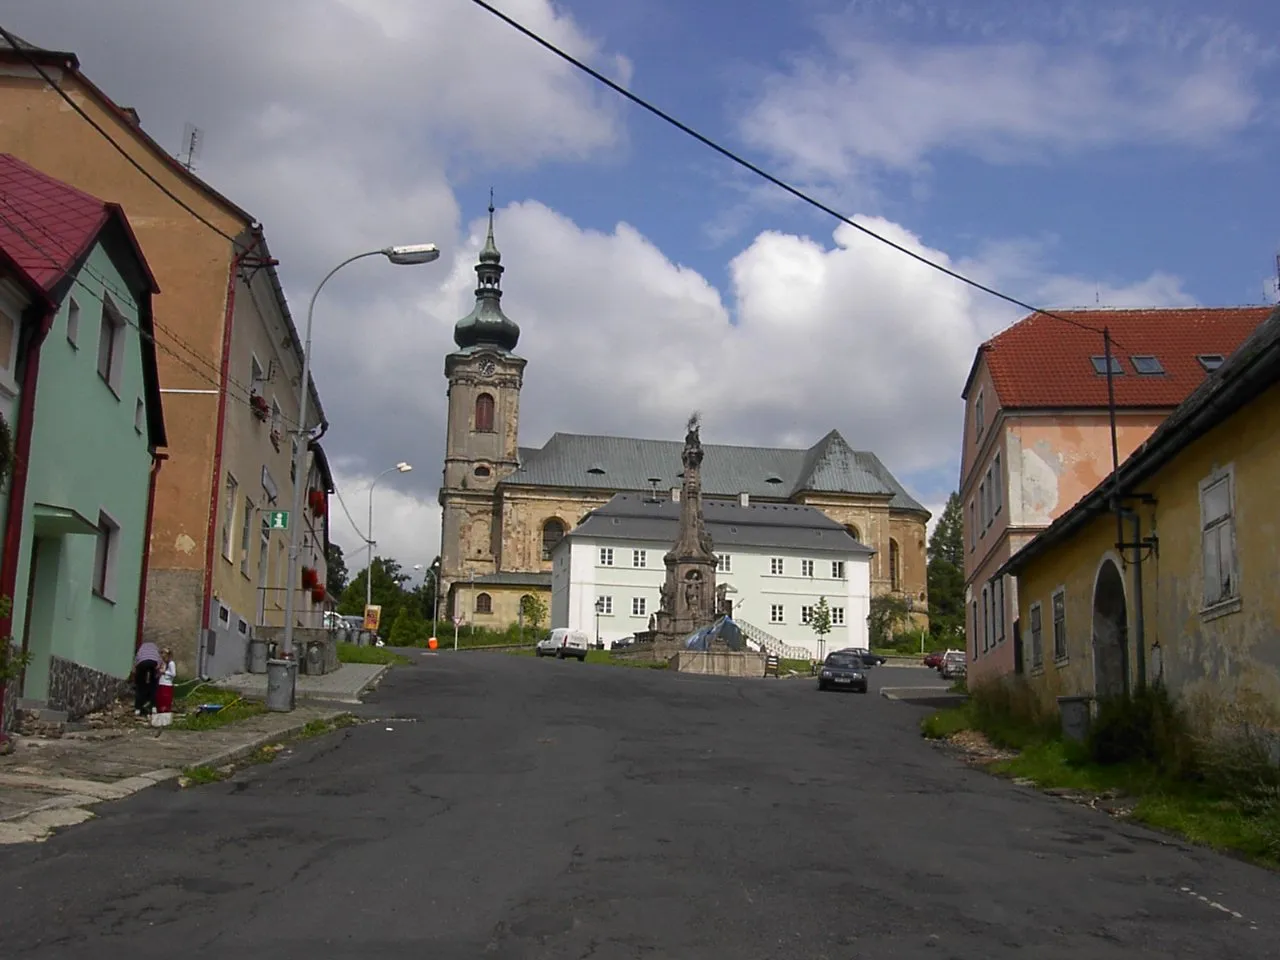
[551,493,874,657]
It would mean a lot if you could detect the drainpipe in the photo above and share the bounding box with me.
[134,451,168,650]
[1126,508,1147,691]
[197,237,261,675]
[0,298,55,731]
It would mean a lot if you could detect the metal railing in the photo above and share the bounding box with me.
[735,619,812,661]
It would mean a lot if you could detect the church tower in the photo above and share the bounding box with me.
[439,198,525,603]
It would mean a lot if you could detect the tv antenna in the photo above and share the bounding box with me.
[179,122,203,172]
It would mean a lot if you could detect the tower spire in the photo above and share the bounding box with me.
[452,194,520,352]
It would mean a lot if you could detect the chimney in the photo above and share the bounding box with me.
[670,486,680,503]
[121,107,142,126]
[738,492,749,507]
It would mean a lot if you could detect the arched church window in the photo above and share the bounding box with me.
[474,465,491,478]
[845,524,861,542]
[475,393,495,433]
[541,518,566,561]
[474,592,492,614]
[889,538,901,592]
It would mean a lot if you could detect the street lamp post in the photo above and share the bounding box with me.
[281,243,439,679]
[366,462,413,615]
[595,596,605,649]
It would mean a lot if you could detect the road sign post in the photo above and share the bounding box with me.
[452,615,464,652]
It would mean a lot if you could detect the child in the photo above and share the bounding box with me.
[151,647,177,728]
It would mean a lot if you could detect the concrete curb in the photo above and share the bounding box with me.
[880,686,965,701]
[0,710,352,831]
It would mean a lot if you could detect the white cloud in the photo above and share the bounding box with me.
[6,0,1206,588]
[738,5,1266,184]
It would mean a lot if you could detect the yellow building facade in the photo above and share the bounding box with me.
[1005,307,1280,738]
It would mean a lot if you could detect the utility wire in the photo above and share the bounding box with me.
[465,0,1123,343]
[0,24,244,248]
[331,483,369,543]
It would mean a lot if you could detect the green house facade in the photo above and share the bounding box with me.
[0,155,165,724]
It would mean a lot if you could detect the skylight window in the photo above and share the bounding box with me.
[1089,356,1123,375]
[1130,355,1164,375]
[765,476,783,485]
[586,464,606,475]
[1198,354,1225,372]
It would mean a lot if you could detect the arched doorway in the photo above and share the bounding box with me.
[1092,558,1129,699]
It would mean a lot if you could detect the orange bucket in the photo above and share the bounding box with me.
[427,637,438,650]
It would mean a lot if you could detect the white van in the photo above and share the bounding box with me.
[535,628,591,661]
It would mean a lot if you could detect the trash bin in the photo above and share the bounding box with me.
[1057,695,1093,743]
[247,638,269,674]
[265,658,297,712]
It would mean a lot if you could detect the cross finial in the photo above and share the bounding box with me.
[488,186,495,215]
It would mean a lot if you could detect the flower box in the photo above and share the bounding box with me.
[308,489,327,516]
[301,567,318,589]
[310,584,326,603]
[250,393,269,421]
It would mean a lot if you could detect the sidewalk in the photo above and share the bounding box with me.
[0,705,344,844]
[216,662,388,704]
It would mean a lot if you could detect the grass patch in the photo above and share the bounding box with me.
[780,658,813,675]
[921,705,973,740]
[336,643,411,666]
[922,683,1280,869]
[180,764,227,785]
[175,686,266,731]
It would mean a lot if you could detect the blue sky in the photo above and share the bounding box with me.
[496,0,1280,307]
[8,0,1280,564]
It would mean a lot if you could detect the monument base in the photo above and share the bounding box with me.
[670,650,767,677]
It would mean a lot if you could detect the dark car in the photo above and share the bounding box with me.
[923,651,944,669]
[817,653,869,693]
[837,647,886,668]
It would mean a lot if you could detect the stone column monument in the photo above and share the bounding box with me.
[652,413,718,646]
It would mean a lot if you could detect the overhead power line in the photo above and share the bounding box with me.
[464,0,1121,342]
[0,24,244,248]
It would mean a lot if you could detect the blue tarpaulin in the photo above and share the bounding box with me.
[683,616,746,651]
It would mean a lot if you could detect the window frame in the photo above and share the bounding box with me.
[221,473,238,561]
[1089,355,1124,376]
[1130,355,1164,375]
[831,560,845,579]
[716,553,732,572]
[769,603,784,624]
[974,389,985,440]
[632,549,647,568]
[770,557,784,576]
[474,592,492,614]
[631,596,647,617]
[66,295,81,347]
[981,585,990,652]
[540,519,566,561]
[474,392,496,433]
[831,606,845,626]
[96,296,126,395]
[1199,465,1240,616]
[801,605,814,625]
[1029,601,1043,670]
[599,547,614,567]
[801,559,814,578]
[92,510,121,602]
[240,497,254,578]
[1052,588,1067,662]
[597,595,613,616]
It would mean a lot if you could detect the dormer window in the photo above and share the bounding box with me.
[1198,354,1225,373]
[586,464,606,475]
[765,476,783,485]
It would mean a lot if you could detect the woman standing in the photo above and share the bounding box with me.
[132,641,160,716]
[152,648,177,727]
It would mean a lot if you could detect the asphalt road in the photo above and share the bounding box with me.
[1,653,1277,959]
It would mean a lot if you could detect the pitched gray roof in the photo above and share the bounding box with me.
[564,494,876,556]
[504,429,928,514]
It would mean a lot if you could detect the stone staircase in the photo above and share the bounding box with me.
[735,619,812,661]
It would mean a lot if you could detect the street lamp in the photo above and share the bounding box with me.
[366,462,413,614]
[595,596,605,649]
[281,244,439,677]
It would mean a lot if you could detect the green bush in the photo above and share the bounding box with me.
[1087,685,1197,778]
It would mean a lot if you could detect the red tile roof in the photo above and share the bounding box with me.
[970,307,1274,410]
[0,153,111,292]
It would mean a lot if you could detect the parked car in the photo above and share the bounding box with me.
[610,635,636,650]
[535,628,590,661]
[838,647,886,667]
[922,651,944,669]
[940,651,967,680]
[816,652,869,693]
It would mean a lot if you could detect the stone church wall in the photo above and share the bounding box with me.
[497,489,613,572]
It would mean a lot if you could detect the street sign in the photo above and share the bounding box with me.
[452,616,464,627]
[266,510,289,530]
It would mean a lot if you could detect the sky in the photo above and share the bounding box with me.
[8,0,1280,577]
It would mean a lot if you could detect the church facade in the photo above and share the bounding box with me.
[438,206,931,630]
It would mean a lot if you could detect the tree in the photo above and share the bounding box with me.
[810,596,832,661]
[388,604,429,647]
[868,594,911,648]
[338,556,411,623]
[520,593,547,634]
[326,543,349,599]
[926,492,965,639]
